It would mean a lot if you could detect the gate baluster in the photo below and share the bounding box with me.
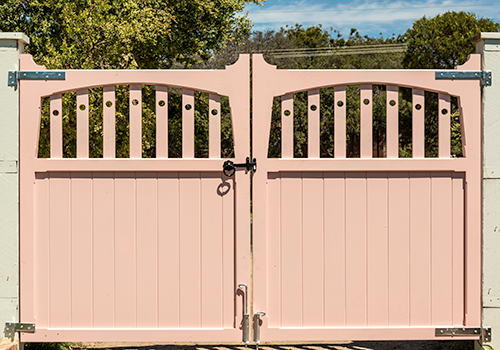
[103,85,116,158]
[412,89,425,158]
[182,89,195,158]
[156,85,169,158]
[308,89,320,158]
[209,93,221,159]
[360,84,373,158]
[50,94,63,159]
[282,93,294,158]
[130,84,142,158]
[438,93,451,158]
[76,89,89,158]
[334,85,346,158]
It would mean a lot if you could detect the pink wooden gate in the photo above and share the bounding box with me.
[19,54,250,342]
[19,52,483,343]
[252,54,482,341]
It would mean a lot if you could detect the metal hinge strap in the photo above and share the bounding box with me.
[4,322,36,340]
[8,71,66,87]
[435,70,492,86]
[435,327,491,342]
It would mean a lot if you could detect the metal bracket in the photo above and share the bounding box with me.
[483,327,492,343]
[4,322,35,340]
[8,71,66,87]
[435,70,492,86]
[253,311,266,344]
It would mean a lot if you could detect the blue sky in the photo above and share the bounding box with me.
[242,0,500,39]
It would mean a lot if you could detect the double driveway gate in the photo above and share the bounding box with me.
[18,53,482,342]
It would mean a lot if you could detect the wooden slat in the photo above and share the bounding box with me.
[280,173,302,326]
[209,94,221,159]
[345,172,367,326]
[201,173,223,327]
[71,173,93,327]
[103,86,116,158]
[50,94,63,159]
[49,173,71,327]
[334,86,346,158]
[267,173,282,327]
[76,90,89,158]
[360,84,373,158]
[158,173,180,327]
[409,173,431,326]
[136,173,158,327]
[308,89,320,158]
[282,94,294,159]
[130,85,142,158]
[431,173,453,325]
[324,172,346,326]
[156,86,169,158]
[179,173,201,327]
[36,174,50,328]
[92,173,115,327]
[367,173,389,326]
[439,93,451,158]
[386,85,399,158]
[182,89,195,158]
[412,89,425,158]
[114,173,137,327]
[388,173,410,326]
[222,175,235,328]
[302,172,324,326]
[452,173,465,325]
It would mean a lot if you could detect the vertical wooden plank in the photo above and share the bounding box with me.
[201,173,223,327]
[36,174,50,328]
[366,173,388,326]
[439,93,451,158]
[221,175,235,328]
[92,172,115,327]
[282,94,294,159]
[386,85,399,158]
[113,173,136,327]
[345,172,367,326]
[209,94,221,159]
[50,94,63,159]
[156,86,169,158]
[182,89,195,158]
[335,86,346,158]
[388,173,410,326]
[431,173,453,325]
[280,172,302,326]
[71,173,93,327]
[130,85,142,158]
[308,89,320,158]
[158,173,180,328]
[412,89,425,158]
[360,84,373,158]
[409,173,431,326]
[49,173,71,327]
[302,172,324,326]
[103,86,116,158]
[324,173,346,326]
[452,173,465,326]
[136,173,158,327]
[179,172,201,327]
[267,173,281,327]
[76,90,89,158]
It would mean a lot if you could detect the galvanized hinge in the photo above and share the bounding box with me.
[435,70,492,86]
[435,327,491,342]
[8,71,66,87]
[4,322,36,340]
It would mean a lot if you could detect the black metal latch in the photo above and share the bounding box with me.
[223,157,256,177]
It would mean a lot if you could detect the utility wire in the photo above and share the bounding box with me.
[248,2,500,13]
[249,0,429,6]
[252,43,407,57]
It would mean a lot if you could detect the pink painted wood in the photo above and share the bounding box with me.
[252,54,482,341]
[308,89,320,158]
[19,54,250,342]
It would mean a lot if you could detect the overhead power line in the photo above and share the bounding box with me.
[250,0,427,5]
[248,2,500,13]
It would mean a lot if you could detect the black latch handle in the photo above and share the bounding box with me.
[223,157,256,177]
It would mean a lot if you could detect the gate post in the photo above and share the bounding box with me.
[0,33,29,347]
[475,32,500,349]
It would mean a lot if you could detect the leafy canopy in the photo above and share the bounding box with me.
[0,0,261,69]
[403,11,500,69]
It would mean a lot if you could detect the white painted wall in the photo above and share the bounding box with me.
[0,32,29,341]
[475,32,500,349]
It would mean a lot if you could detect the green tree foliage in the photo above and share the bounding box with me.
[403,11,500,69]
